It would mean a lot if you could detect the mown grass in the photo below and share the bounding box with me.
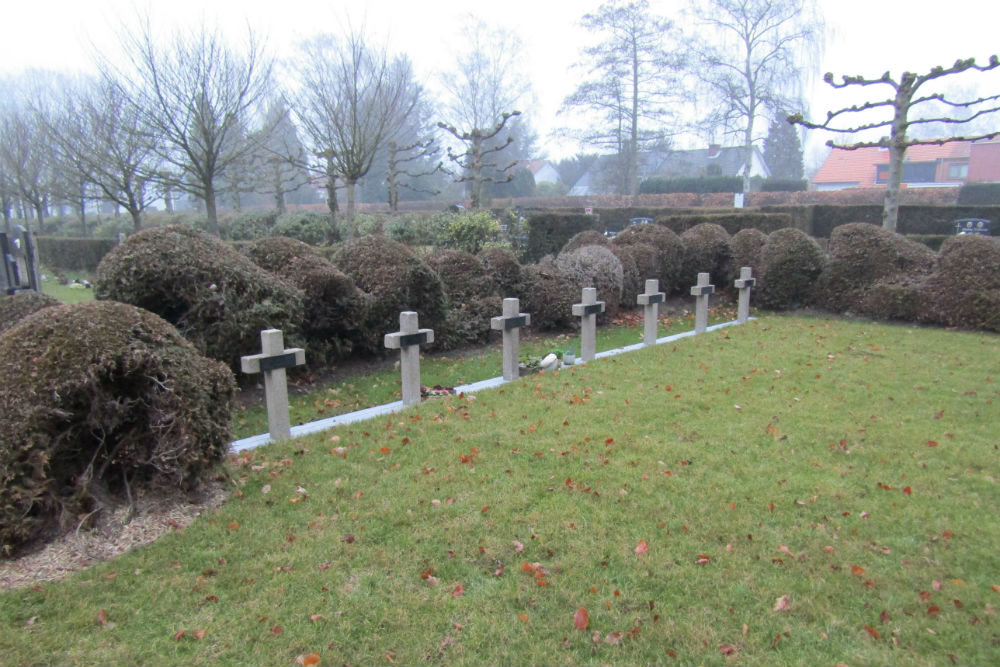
[2,315,999,666]
[39,270,95,304]
[233,307,733,440]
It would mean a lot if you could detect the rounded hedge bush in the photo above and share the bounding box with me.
[728,228,768,282]
[919,235,1000,331]
[94,226,304,371]
[272,211,335,246]
[680,223,732,290]
[857,275,927,323]
[607,244,641,308]
[613,224,685,294]
[0,301,235,555]
[332,236,448,346]
[0,291,61,334]
[556,245,624,319]
[816,223,936,313]
[520,262,577,332]
[757,228,826,310]
[426,250,500,349]
[245,237,372,360]
[562,230,609,254]
[226,210,278,241]
[477,247,525,298]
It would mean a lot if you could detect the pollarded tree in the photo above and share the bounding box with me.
[104,18,276,235]
[687,0,822,197]
[438,19,533,209]
[561,0,685,200]
[790,56,1000,232]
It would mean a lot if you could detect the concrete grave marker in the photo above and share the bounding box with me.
[636,278,665,346]
[690,272,715,334]
[490,298,531,381]
[384,311,434,406]
[572,287,605,362]
[240,329,305,441]
[734,266,755,324]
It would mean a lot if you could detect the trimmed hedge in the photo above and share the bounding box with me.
[520,262,577,332]
[272,211,336,245]
[332,236,448,350]
[728,228,768,282]
[920,235,1000,331]
[0,291,60,333]
[815,223,935,313]
[679,223,732,290]
[95,226,304,371]
[0,301,234,555]
[657,212,794,236]
[35,236,118,272]
[757,228,826,310]
[639,175,742,194]
[555,245,624,320]
[613,224,686,294]
[244,237,371,361]
[477,247,525,298]
[426,250,500,349]
[561,230,610,254]
[957,182,1000,206]
[524,213,601,263]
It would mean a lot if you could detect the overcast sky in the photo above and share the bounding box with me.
[2,0,998,167]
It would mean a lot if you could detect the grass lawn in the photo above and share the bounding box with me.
[2,315,998,666]
[39,270,95,304]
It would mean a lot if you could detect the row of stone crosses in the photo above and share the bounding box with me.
[241,268,756,442]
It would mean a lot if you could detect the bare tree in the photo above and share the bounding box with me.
[561,0,684,199]
[790,56,1000,232]
[41,77,161,233]
[293,32,421,227]
[687,0,823,198]
[0,108,51,233]
[104,18,276,235]
[252,101,310,214]
[386,139,441,211]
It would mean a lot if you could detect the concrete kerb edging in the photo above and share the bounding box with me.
[230,318,755,453]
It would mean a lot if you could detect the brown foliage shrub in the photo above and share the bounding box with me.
[757,228,826,310]
[477,247,525,298]
[680,223,732,290]
[426,250,500,349]
[919,235,1000,331]
[0,301,234,555]
[520,262,577,331]
[0,291,60,334]
[555,245,624,320]
[614,224,685,294]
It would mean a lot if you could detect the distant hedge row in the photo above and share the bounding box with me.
[35,237,119,271]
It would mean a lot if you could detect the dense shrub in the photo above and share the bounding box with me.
[524,213,601,263]
[555,245,624,320]
[919,235,1000,331]
[656,212,795,236]
[0,291,60,333]
[757,228,826,310]
[760,179,808,192]
[446,211,501,254]
[35,237,119,272]
[244,237,372,360]
[272,211,334,246]
[0,301,234,555]
[613,224,685,294]
[520,262,576,331]
[561,230,610,254]
[639,175,742,194]
[94,226,304,371]
[957,182,1000,206]
[226,210,278,241]
[680,223,732,290]
[477,247,525,298]
[857,275,927,323]
[729,228,768,282]
[815,223,935,313]
[425,250,501,349]
[386,212,452,247]
[332,236,448,347]
[607,244,641,308]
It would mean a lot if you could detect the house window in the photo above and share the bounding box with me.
[876,162,937,184]
[948,163,969,180]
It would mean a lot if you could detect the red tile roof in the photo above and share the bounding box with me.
[813,142,972,187]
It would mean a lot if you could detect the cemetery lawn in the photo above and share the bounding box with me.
[40,271,95,304]
[2,315,999,667]
[233,307,736,440]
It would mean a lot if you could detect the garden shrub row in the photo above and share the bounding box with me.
[35,236,119,271]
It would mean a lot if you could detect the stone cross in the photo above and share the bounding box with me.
[690,272,715,334]
[491,298,531,382]
[571,287,605,362]
[636,278,665,346]
[734,266,755,324]
[384,311,435,406]
[240,329,306,442]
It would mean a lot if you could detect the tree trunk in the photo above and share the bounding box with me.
[345,177,357,227]
[204,182,219,236]
[34,200,46,235]
[470,135,483,210]
[882,79,914,233]
[130,207,142,233]
[630,40,640,204]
